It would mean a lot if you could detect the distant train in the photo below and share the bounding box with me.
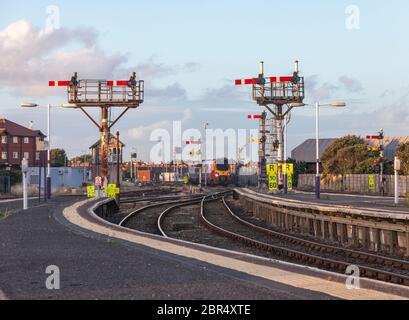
[188,158,233,186]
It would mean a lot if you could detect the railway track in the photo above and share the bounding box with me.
[117,190,409,286]
[198,196,409,286]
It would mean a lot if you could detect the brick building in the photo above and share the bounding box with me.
[0,118,47,169]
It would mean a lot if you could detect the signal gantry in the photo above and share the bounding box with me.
[49,72,144,189]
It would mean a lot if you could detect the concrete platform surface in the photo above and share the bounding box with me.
[250,188,409,214]
[0,196,407,300]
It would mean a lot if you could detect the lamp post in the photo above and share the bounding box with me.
[203,122,209,187]
[289,101,347,199]
[283,112,291,195]
[158,139,166,182]
[20,102,75,198]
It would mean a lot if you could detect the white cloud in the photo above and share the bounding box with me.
[339,75,363,93]
[128,120,172,140]
[0,19,198,98]
[127,108,192,141]
[306,74,365,101]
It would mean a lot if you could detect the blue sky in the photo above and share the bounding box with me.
[1,1,409,160]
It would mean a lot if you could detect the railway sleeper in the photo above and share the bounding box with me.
[377,273,391,282]
[390,276,403,284]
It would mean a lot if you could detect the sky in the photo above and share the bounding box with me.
[0,0,409,161]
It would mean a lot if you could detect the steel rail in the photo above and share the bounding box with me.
[158,191,233,237]
[198,196,409,286]
[119,196,204,226]
[222,198,409,271]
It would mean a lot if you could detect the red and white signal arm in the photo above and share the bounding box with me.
[95,176,102,186]
[248,115,262,119]
[185,141,200,145]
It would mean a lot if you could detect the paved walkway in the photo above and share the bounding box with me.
[0,196,407,300]
[0,196,337,300]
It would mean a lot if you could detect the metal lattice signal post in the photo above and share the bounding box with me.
[248,112,267,186]
[366,129,385,196]
[49,72,144,190]
[236,61,305,190]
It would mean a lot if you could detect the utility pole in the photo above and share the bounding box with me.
[203,122,209,187]
[22,158,28,210]
[379,129,385,196]
[394,156,400,205]
[116,131,121,204]
[283,112,291,194]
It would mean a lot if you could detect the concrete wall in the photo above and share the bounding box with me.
[298,174,409,196]
[235,189,409,257]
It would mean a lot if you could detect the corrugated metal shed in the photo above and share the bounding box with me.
[291,138,335,163]
[291,136,409,163]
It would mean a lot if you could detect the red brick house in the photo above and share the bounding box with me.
[0,118,47,169]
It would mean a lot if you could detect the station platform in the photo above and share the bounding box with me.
[253,188,409,214]
[0,196,408,300]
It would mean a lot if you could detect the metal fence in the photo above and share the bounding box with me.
[0,176,10,193]
[298,173,409,197]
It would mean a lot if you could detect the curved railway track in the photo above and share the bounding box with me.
[118,190,409,286]
[198,195,409,286]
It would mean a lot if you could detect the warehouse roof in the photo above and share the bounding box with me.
[291,137,409,163]
[291,138,335,163]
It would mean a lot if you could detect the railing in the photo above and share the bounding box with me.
[252,77,304,105]
[67,79,144,106]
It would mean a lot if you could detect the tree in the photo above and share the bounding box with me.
[70,154,92,164]
[321,135,374,176]
[395,142,409,175]
[51,149,67,167]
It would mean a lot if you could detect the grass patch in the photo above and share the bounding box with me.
[0,209,10,221]
[106,238,116,245]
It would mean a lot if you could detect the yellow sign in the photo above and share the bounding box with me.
[284,163,294,175]
[285,164,294,190]
[268,173,278,191]
[183,176,188,185]
[266,164,278,176]
[250,138,262,143]
[368,175,375,191]
[105,183,120,197]
[87,186,96,198]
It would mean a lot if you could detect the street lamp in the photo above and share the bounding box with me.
[289,101,347,199]
[21,102,76,198]
[283,112,291,195]
[203,122,209,187]
[157,139,166,182]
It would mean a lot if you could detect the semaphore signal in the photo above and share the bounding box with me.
[49,71,144,192]
[235,60,305,192]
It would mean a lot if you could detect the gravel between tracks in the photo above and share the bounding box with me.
[160,196,409,277]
